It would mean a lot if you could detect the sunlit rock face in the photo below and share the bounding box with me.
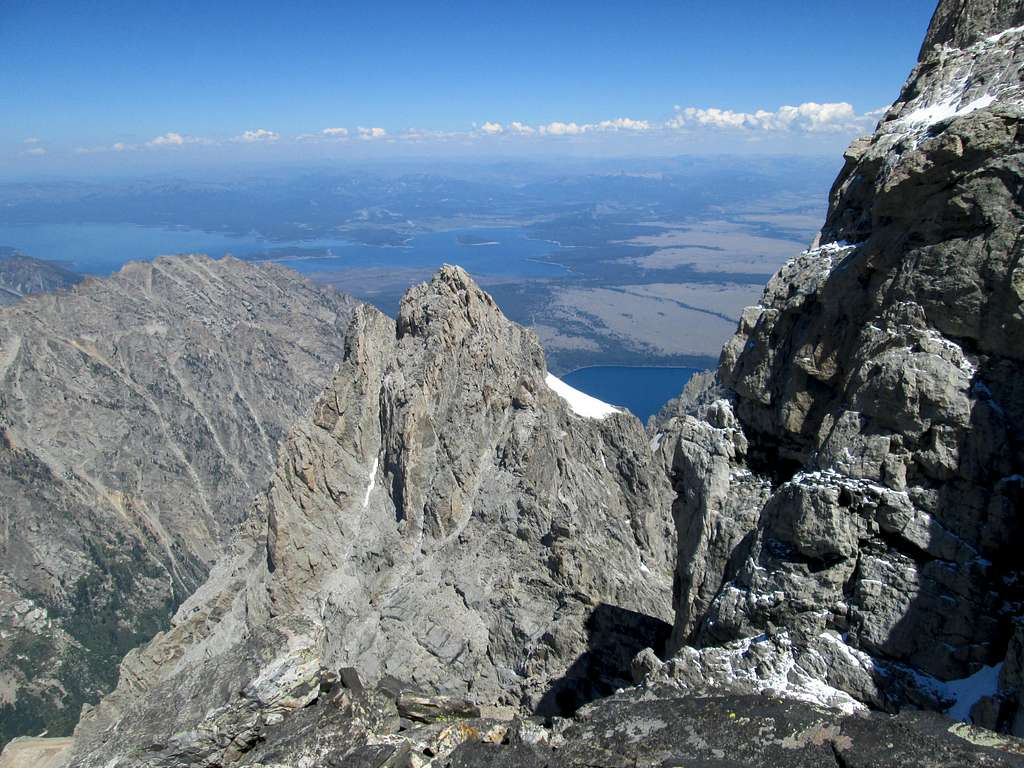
[65,265,676,767]
[651,0,1024,734]
[0,255,355,747]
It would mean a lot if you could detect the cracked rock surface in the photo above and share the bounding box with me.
[0,255,355,745]
[63,266,676,767]
[649,0,1024,737]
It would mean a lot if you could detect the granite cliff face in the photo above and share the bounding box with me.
[0,255,355,744]
[63,266,675,767]
[647,0,1024,734]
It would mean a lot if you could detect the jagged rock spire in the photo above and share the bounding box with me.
[65,266,677,767]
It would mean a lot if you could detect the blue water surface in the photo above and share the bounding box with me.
[561,365,698,423]
[0,223,569,279]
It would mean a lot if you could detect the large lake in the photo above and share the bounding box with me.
[561,365,699,422]
[0,222,570,279]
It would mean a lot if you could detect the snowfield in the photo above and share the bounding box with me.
[545,372,621,419]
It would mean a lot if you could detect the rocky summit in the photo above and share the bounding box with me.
[3,0,1024,766]
[0,255,355,746]
[61,264,676,767]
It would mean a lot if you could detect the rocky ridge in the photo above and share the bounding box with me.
[62,265,676,767]
[0,255,355,745]
[646,0,1024,735]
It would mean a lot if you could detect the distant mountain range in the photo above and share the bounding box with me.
[0,250,82,304]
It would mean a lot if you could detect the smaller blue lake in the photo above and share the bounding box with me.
[561,365,699,423]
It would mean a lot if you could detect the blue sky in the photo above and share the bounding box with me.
[2,0,938,171]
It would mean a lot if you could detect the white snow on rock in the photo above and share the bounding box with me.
[666,631,868,715]
[545,372,621,419]
[362,456,378,508]
[909,663,1005,721]
[987,24,1024,43]
[899,93,996,127]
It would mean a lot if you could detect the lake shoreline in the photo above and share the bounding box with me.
[560,361,716,377]
[560,364,706,422]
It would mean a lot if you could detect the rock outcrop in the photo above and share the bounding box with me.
[648,0,1024,736]
[0,255,355,745]
[63,266,676,767]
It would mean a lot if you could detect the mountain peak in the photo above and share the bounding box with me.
[396,263,510,341]
[64,264,677,766]
[920,0,1024,57]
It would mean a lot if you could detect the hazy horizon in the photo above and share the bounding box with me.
[3,1,938,175]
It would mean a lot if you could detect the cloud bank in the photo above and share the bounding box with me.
[37,99,884,159]
[235,128,279,143]
[666,101,868,133]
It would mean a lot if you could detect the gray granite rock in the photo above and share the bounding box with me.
[0,255,355,746]
[63,266,676,767]
[656,0,1024,737]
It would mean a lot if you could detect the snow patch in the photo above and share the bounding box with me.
[805,241,853,256]
[698,632,868,715]
[899,93,995,127]
[909,663,1004,722]
[986,25,1024,43]
[545,372,621,419]
[362,456,378,508]
[818,631,878,673]
[650,432,664,451]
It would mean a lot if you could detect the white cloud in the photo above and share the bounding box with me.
[235,128,279,143]
[149,132,186,146]
[73,142,134,154]
[146,131,211,147]
[63,100,875,156]
[668,102,867,133]
[593,117,651,131]
[23,146,47,156]
[23,137,42,144]
[523,117,651,137]
[539,121,585,136]
[398,128,460,141]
